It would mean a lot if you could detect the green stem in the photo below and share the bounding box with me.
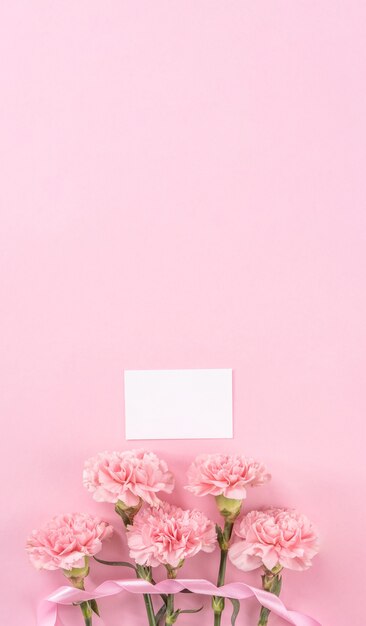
[80,601,93,626]
[68,578,94,626]
[118,510,156,626]
[214,612,222,626]
[212,520,234,626]
[136,565,157,626]
[258,607,271,626]
[165,594,175,626]
[217,546,229,587]
[164,565,180,625]
[142,592,156,626]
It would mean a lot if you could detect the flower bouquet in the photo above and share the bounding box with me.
[27,451,320,626]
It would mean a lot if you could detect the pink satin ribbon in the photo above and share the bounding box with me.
[38,577,321,626]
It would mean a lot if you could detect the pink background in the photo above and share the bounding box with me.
[1,2,365,625]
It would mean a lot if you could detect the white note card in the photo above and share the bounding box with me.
[124,368,233,440]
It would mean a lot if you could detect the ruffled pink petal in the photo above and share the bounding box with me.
[26,513,113,571]
[228,541,262,571]
[185,454,270,499]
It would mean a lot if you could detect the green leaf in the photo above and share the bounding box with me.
[89,599,100,616]
[216,524,224,545]
[229,598,240,625]
[177,606,204,615]
[93,556,137,572]
[155,603,167,625]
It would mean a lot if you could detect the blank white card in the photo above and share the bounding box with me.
[124,369,232,440]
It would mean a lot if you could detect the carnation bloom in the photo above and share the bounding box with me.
[186,453,270,500]
[126,502,217,569]
[229,508,319,572]
[83,449,175,507]
[26,513,113,571]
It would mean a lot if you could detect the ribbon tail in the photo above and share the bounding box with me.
[37,600,63,626]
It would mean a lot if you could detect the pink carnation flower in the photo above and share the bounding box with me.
[26,513,113,571]
[186,453,270,499]
[83,449,175,507]
[229,508,319,572]
[126,502,217,568]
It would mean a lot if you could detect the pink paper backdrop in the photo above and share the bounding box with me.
[1,2,365,625]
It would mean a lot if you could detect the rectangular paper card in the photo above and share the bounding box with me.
[124,368,233,440]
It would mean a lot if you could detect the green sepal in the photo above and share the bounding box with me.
[258,569,283,626]
[63,556,89,586]
[115,498,142,526]
[215,495,242,521]
[272,575,282,597]
[136,564,153,582]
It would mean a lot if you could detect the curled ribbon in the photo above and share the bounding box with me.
[38,577,321,626]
